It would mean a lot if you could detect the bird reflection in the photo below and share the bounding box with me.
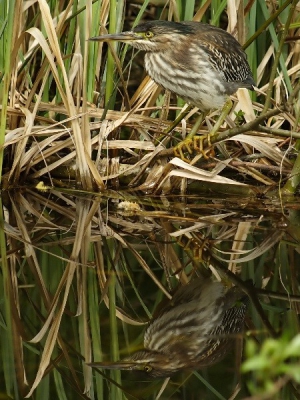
[88,278,247,378]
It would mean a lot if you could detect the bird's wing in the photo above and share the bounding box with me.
[182,22,253,84]
[163,330,207,356]
[200,37,251,83]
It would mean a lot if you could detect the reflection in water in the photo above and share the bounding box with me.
[1,190,299,399]
[89,278,247,378]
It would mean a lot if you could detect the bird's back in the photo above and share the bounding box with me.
[182,22,255,90]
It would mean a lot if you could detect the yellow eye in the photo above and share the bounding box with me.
[144,31,153,38]
[144,365,152,373]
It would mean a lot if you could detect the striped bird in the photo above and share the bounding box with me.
[88,278,247,378]
[89,20,255,111]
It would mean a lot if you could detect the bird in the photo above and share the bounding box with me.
[90,20,255,111]
[88,278,248,378]
[89,20,255,159]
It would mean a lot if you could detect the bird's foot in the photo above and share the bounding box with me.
[192,133,212,159]
[173,112,206,162]
[174,138,194,162]
[174,134,212,161]
[176,234,208,260]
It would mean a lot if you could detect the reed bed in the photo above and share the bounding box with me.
[0,1,300,399]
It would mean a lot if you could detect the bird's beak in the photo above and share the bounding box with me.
[89,31,138,43]
[87,361,140,371]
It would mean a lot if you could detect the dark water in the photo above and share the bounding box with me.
[0,189,299,399]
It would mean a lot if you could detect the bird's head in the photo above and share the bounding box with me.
[88,349,183,378]
[89,20,195,52]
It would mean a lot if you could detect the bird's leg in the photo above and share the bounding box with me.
[165,104,193,134]
[174,98,233,161]
[193,98,233,154]
[212,98,233,135]
[173,112,206,161]
[155,104,193,147]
